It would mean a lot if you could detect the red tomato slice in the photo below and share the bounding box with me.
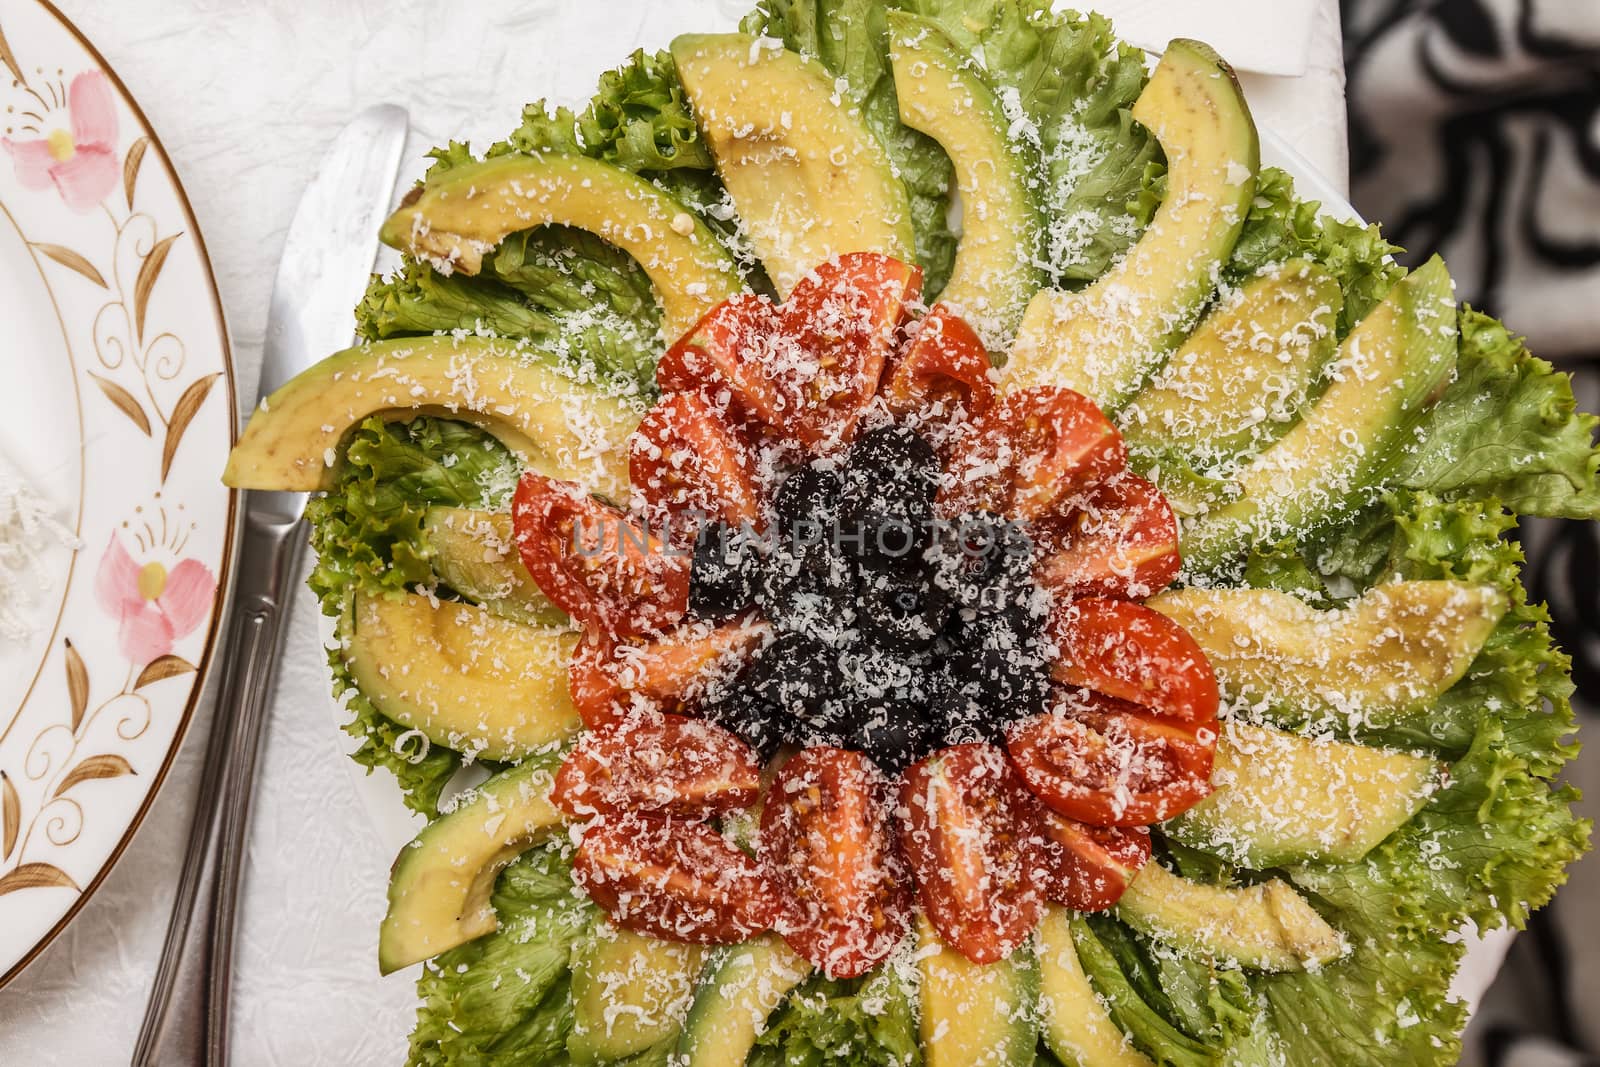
[553,713,762,819]
[573,813,781,944]
[657,293,790,430]
[939,386,1126,520]
[630,392,764,538]
[1033,473,1179,600]
[512,471,689,638]
[882,303,995,421]
[1006,699,1216,826]
[1034,811,1151,911]
[897,743,1047,964]
[1048,597,1219,722]
[567,620,768,728]
[759,747,912,978]
[776,253,923,450]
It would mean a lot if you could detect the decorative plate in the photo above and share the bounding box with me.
[0,0,234,987]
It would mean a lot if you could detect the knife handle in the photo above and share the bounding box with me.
[134,501,305,1067]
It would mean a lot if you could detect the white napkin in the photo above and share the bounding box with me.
[1083,0,1319,76]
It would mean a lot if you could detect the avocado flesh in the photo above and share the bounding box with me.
[1004,38,1259,409]
[671,33,915,298]
[379,754,567,974]
[1116,863,1345,972]
[222,335,641,501]
[1166,721,1442,868]
[887,11,1044,350]
[917,913,1039,1067]
[676,934,812,1066]
[569,924,709,1063]
[1124,259,1341,464]
[1182,256,1459,570]
[423,507,567,628]
[1149,579,1506,727]
[379,154,742,338]
[343,592,580,762]
[1037,907,1154,1067]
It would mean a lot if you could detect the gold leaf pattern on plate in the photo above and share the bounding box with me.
[122,136,150,210]
[133,232,181,343]
[63,639,89,733]
[85,372,152,436]
[161,372,220,482]
[134,654,198,690]
[0,21,22,88]
[0,863,79,897]
[53,755,135,799]
[1,772,17,862]
[32,243,108,289]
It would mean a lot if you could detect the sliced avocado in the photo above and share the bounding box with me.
[423,507,566,628]
[379,753,567,974]
[1037,907,1154,1067]
[887,11,1044,349]
[1182,257,1459,569]
[1148,580,1506,726]
[569,923,709,1063]
[917,913,1038,1067]
[1123,259,1342,464]
[1166,721,1442,867]
[676,934,812,1066]
[1116,862,1345,972]
[671,33,915,298]
[1005,39,1259,409]
[222,335,642,501]
[379,154,742,337]
[343,592,580,762]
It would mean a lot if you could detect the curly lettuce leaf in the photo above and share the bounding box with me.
[749,965,921,1067]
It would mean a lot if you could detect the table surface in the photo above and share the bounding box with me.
[0,1,1349,1062]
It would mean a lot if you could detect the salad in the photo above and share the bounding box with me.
[224,3,1599,1065]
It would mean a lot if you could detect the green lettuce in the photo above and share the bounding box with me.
[749,966,921,1067]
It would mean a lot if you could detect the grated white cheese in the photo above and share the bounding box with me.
[0,451,81,639]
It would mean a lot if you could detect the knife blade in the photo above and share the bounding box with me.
[133,104,409,1067]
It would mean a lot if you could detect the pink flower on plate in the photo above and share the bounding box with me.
[3,70,119,213]
[94,533,215,665]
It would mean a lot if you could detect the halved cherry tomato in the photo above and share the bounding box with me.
[777,253,923,450]
[512,471,689,638]
[573,813,781,943]
[759,747,912,978]
[658,293,789,429]
[1006,698,1215,826]
[897,743,1047,964]
[553,713,762,819]
[630,392,764,538]
[882,302,995,420]
[1048,597,1219,722]
[1033,473,1179,600]
[938,386,1127,521]
[568,619,768,727]
[1034,811,1151,911]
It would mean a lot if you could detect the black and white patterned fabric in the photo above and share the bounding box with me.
[1342,3,1599,1064]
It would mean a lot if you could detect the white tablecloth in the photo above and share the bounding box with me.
[0,2,1350,1063]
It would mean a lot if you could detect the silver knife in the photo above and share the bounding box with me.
[133,104,409,1067]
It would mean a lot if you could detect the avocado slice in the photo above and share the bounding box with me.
[1004,39,1259,409]
[343,592,580,762]
[1182,257,1460,570]
[423,507,567,628]
[916,913,1038,1067]
[569,923,709,1063]
[1123,259,1342,465]
[676,934,812,1066]
[1037,907,1154,1067]
[1148,580,1506,726]
[671,33,915,298]
[379,753,567,974]
[379,154,742,338]
[1166,722,1442,868]
[1116,863,1344,972]
[222,336,642,501]
[887,11,1044,350]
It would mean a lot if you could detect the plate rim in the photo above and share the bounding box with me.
[0,0,241,991]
